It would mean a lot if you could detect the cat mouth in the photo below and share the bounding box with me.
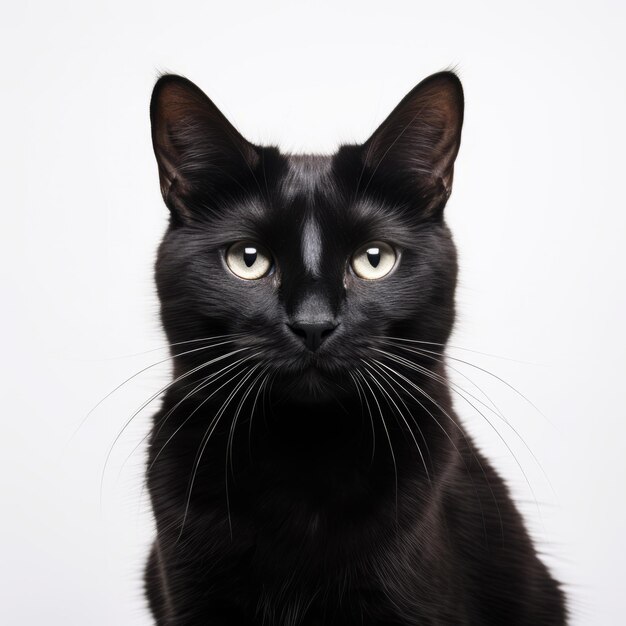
[273,363,349,404]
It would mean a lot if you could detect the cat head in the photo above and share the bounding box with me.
[150,72,463,403]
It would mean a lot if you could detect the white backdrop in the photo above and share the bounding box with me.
[2,1,624,624]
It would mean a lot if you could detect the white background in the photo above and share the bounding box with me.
[2,1,624,624]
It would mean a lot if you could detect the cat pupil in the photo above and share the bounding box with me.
[243,247,257,267]
[367,247,381,268]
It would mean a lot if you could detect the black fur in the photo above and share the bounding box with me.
[144,72,567,625]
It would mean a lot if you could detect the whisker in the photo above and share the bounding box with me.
[349,371,376,463]
[382,340,550,424]
[94,333,246,360]
[227,363,272,479]
[99,347,251,503]
[355,369,398,522]
[179,363,262,541]
[365,361,433,471]
[372,357,467,461]
[75,337,244,439]
[151,357,260,478]
[373,358,498,541]
[361,360,431,484]
[248,368,274,463]
[262,369,279,428]
[376,348,511,426]
[137,357,259,514]
[378,336,534,364]
[375,346,555,501]
[223,364,272,539]
[125,355,254,481]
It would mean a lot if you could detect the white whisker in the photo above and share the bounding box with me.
[362,360,431,484]
[355,369,398,522]
[179,363,262,541]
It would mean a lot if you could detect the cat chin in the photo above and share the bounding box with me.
[274,365,349,405]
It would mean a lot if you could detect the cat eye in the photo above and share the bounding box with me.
[351,242,396,280]
[225,242,273,280]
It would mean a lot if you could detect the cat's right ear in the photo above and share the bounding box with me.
[150,75,258,220]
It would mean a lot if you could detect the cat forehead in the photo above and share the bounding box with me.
[278,157,334,276]
[208,150,414,250]
[280,154,334,201]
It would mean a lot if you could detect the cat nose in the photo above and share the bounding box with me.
[288,320,338,352]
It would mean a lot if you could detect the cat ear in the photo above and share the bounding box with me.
[150,74,259,219]
[362,71,464,214]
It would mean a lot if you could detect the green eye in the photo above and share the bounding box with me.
[226,242,272,280]
[351,242,396,280]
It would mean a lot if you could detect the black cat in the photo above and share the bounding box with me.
[144,71,567,625]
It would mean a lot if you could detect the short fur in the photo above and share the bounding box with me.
[144,72,567,625]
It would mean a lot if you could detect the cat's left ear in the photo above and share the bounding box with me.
[362,71,464,214]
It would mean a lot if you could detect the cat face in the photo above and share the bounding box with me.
[151,73,463,402]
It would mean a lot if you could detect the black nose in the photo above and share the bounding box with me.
[288,321,337,352]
